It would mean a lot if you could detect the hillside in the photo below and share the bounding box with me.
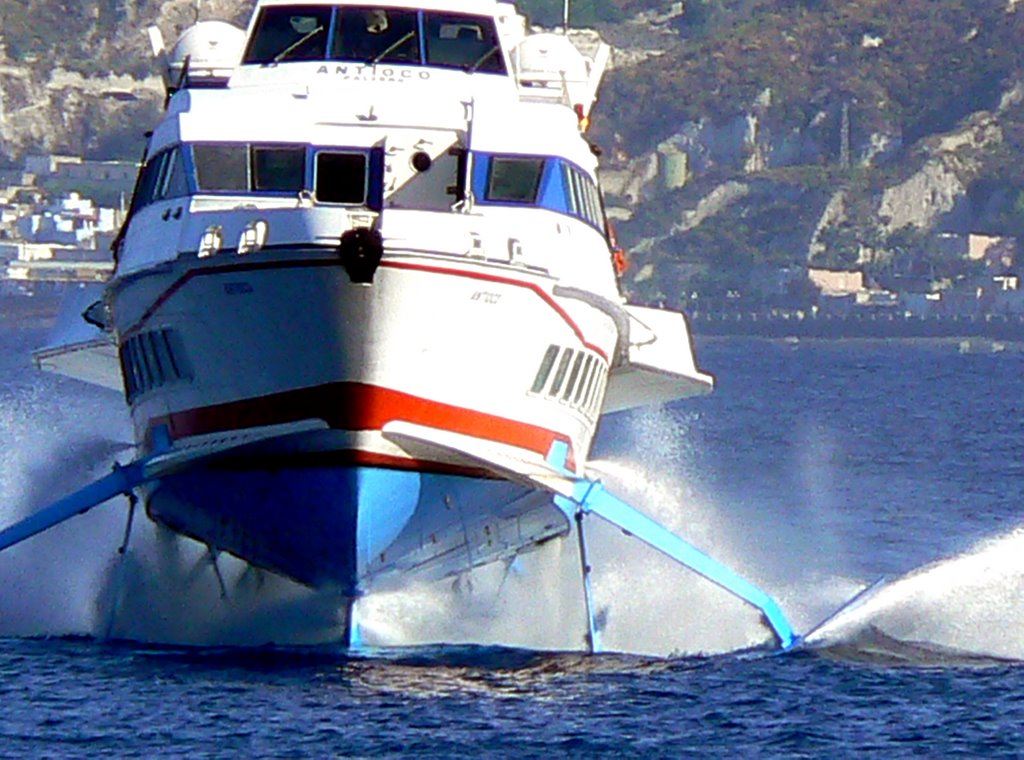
[2,0,1024,305]
[588,0,1024,305]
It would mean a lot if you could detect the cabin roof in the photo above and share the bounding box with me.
[151,83,596,174]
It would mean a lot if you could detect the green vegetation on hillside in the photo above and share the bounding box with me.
[602,0,1024,155]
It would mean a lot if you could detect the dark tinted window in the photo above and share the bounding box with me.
[561,163,577,214]
[132,152,166,210]
[333,7,419,63]
[425,12,504,73]
[486,157,544,203]
[243,6,332,64]
[252,146,305,192]
[316,152,368,204]
[193,144,248,191]
[575,355,594,404]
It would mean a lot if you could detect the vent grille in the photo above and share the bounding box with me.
[119,329,191,403]
[529,344,606,418]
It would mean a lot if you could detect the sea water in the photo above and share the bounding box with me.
[1,302,1024,756]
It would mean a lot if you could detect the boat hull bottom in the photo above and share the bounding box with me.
[146,461,569,592]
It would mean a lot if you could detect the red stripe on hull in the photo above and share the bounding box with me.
[150,382,573,463]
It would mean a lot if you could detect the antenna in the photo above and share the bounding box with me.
[562,0,570,32]
[194,0,202,23]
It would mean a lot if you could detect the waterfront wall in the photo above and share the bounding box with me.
[691,311,1024,340]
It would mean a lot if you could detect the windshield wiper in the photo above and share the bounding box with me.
[467,45,500,74]
[272,26,325,63]
[369,31,416,65]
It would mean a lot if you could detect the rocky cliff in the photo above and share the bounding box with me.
[592,0,1024,305]
[0,0,248,160]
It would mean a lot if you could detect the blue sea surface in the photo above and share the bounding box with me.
[1,306,1024,757]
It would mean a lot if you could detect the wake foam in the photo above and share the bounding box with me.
[807,526,1024,663]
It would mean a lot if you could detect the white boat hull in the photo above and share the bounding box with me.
[110,248,619,588]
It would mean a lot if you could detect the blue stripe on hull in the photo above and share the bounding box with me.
[146,465,568,591]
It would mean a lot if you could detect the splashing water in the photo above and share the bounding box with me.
[0,364,346,647]
[356,405,856,657]
[807,526,1024,663]
[0,375,129,637]
[0,387,857,655]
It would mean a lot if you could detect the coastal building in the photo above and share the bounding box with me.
[900,291,942,317]
[0,183,119,284]
[15,193,120,248]
[984,273,1024,315]
[808,268,864,296]
[0,237,113,282]
[23,154,136,185]
[936,232,1017,268]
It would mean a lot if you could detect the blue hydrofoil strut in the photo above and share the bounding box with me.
[556,480,799,651]
[0,459,151,555]
[545,440,799,652]
[0,429,177,556]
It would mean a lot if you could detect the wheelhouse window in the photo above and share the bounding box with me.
[193,144,249,192]
[332,6,419,64]
[132,152,165,211]
[243,6,332,64]
[252,146,305,192]
[486,157,545,203]
[424,13,505,73]
[316,152,368,204]
[127,141,381,212]
[240,6,507,74]
[472,153,608,233]
[159,148,190,199]
[130,147,189,212]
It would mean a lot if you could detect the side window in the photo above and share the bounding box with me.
[157,147,189,200]
[243,6,332,64]
[586,179,604,228]
[561,163,578,215]
[334,7,419,63]
[193,144,249,191]
[119,329,192,403]
[559,163,604,230]
[486,157,544,203]
[315,152,368,204]
[252,146,306,192]
[131,151,168,211]
[582,175,599,226]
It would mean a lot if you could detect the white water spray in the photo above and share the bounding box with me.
[0,374,346,646]
[808,526,1024,661]
[356,405,854,656]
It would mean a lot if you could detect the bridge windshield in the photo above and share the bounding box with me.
[243,5,506,73]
